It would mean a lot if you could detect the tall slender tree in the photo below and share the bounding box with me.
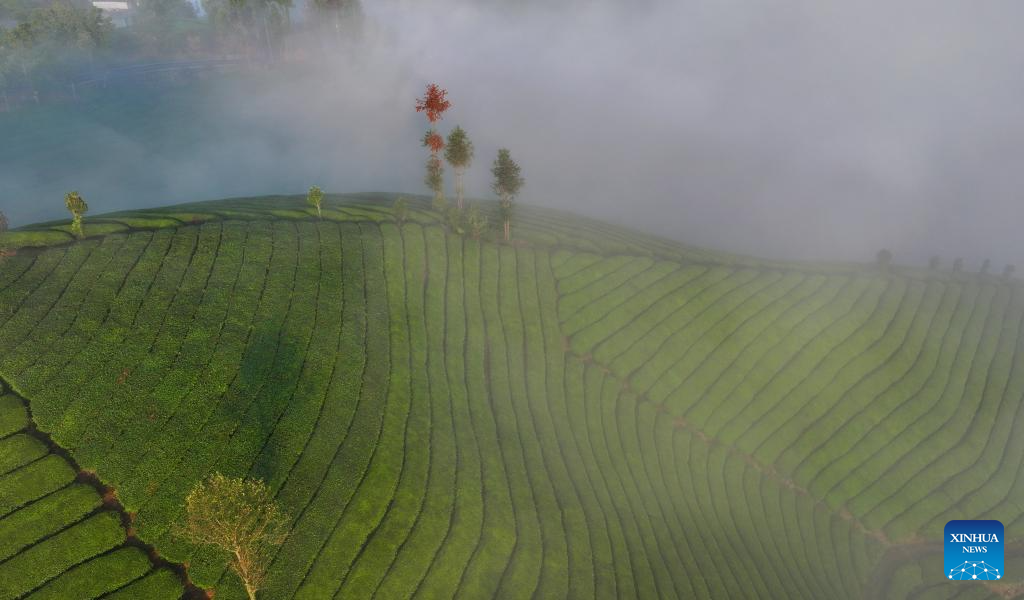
[415,83,451,209]
[491,148,524,241]
[445,126,474,209]
[424,155,444,209]
[64,191,88,239]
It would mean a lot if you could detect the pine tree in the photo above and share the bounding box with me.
[490,148,524,241]
[445,126,474,209]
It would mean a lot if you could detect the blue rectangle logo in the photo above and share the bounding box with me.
[945,520,1003,581]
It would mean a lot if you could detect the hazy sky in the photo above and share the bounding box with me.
[4,0,1024,266]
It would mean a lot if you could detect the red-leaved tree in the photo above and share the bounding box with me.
[416,84,452,209]
[415,83,451,124]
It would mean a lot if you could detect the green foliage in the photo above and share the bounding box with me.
[102,568,184,600]
[393,195,409,224]
[0,511,126,598]
[444,204,465,235]
[0,197,1021,599]
[0,454,75,516]
[0,433,47,478]
[491,148,524,201]
[201,0,293,56]
[178,473,290,600]
[445,126,474,209]
[0,3,112,95]
[307,185,324,218]
[425,156,445,208]
[491,148,523,240]
[64,190,88,239]
[466,203,489,240]
[27,547,155,600]
[131,0,200,54]
[444,126,474,168]
[0,484,101,561]
[0,210,7,257]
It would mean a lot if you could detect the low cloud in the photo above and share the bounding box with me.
[3,0,1023,266]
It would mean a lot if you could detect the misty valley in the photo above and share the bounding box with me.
[1,0,1023,599]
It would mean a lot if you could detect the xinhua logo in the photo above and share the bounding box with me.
[945,520,1004,581]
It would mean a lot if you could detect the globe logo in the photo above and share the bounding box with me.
[948,561,1001,580]
[944,520,1004,583]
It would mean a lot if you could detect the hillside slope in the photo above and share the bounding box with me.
[0,195,1018,599]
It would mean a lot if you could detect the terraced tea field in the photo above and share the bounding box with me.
[0,194,1020,598]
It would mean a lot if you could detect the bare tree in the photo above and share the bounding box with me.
[177,473,290,600]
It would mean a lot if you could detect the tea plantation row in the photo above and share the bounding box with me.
[0,196,1015,598]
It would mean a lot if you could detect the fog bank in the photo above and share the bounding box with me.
[3,0,1024,266]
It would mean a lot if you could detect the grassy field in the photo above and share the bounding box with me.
[0,194,1019,599]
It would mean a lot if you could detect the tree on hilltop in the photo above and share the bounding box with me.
[491,148,523,241]
[176,473,290,600]
[415,83,451,125]
[393,196,409,225]
[307,185,323,219]
[0,210,8,259]
[64,191,88,239]
[425,156,445,211]
[876,248,892,273]
[416,84,451,210]
[445,126,474,209]
[466,203,488,240]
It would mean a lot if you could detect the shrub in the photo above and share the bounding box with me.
[425,156,446,211]
[64,192,89,239]
[307,186,323,219]
[467,204,489,240]
[393,196,409,225]
[444,205,465,235]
